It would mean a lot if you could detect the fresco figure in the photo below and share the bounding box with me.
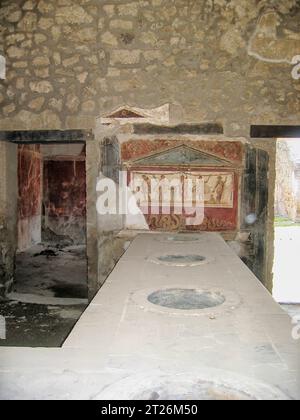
[213,176,226,204]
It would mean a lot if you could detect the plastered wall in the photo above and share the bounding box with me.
[0,0,299,134]
[1,0,298,297]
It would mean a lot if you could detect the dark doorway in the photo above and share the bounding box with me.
[0,131,91,348]
[14,143,88,301]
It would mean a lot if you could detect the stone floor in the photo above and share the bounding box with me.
[0,301,86,348]
[0,233,299,400]
[13,244,88,300]
[0,242,88,348]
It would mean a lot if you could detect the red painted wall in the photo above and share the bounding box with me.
[43,159,86,242]
[18,145,41,221]
[18,145,42,250]
[122,140,243,232]
[43,159,86,218]
[122,139,243,164]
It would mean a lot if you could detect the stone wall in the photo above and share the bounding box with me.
[1,0,299,296]
[0,0,299,134]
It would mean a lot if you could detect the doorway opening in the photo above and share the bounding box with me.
[14,143,88,301]
[273,138,300,317]
[0,142,89,348]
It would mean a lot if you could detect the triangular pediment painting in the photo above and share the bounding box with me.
[130,145,233,167]
[99,104,170,125]
[107,109,145,119]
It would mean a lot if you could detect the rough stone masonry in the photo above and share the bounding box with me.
[0,0,299,133]
[0,0,300,298]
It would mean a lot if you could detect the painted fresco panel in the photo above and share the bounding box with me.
[192,172,234,208]
[130,171,234,209]
[128,169,238,232]
[43,160,86,219]
[124,140,242,233]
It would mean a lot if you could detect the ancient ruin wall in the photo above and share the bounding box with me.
[1,0,300,296]
[0,0,299,135]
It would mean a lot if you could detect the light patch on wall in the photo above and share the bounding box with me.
[292,56,300,80]
[99,104,170,125]
[247,10,300,81]
[0,55,6,80]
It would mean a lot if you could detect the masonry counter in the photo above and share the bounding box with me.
[63,232,300,400]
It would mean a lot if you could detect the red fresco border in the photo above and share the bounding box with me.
[121,139,244,164]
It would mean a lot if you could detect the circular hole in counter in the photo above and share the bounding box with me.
[147,288,225,310]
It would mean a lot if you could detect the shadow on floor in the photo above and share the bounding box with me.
[14,244,88,299]
[0,301,87,347]
[0,242,89,347]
